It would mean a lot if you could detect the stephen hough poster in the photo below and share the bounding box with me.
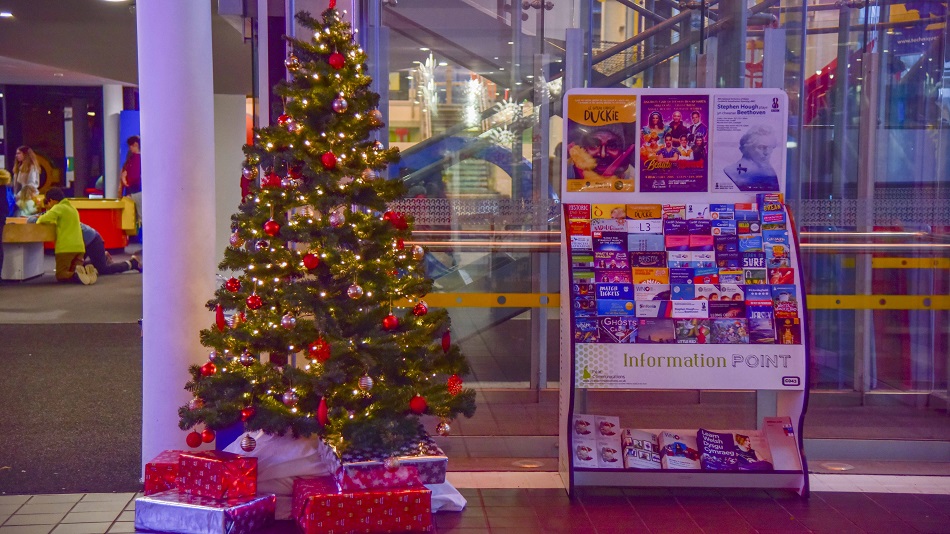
[711,94,787,193]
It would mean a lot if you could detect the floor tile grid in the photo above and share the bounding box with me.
[0,493,136,534]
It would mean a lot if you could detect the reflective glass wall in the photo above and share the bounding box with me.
[370,0,949,451]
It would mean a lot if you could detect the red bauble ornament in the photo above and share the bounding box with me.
[321,151,337,169]
[200,362,216,377]
[277,113,291,126]
[246,294,263,310]
[393,213,408,230]
[303,253,320,270]
[382,211,395,222]
[447,374,463,396]
[262,172,281,188]
[329,0,336,8]
[396,238,405,250]
[442,330,451,353]
[382,314,399,331]
[215,304,227,332]
[409,395,428,414]
[263,219,281,237]
[317,397,329,425]
[328,52,345,70]
[225,278,241,292]
[241,406,255,422]
[201,428,215,443]
[308,338,331,362]
[413,301,428,316]
[185,431,202,448]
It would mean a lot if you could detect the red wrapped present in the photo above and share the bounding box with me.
[178,450,257,500]
[292,476,432,533]
[341,464,420,491]
[340,427,447,485]
[134,490,275,534]
[145,450,183,496]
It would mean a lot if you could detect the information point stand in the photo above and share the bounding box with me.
[557,89,810,498]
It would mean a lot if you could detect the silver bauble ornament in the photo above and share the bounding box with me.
[281,176,295,189]
[239,351,254,367]
[240,434,257,452]
[242,165,259,179]
[188,398,204,410]
[255,240,270,252]
[209,350,217,361]
[347,284,364,299]
[281,314,297,329]
[370,109,384,125]
[332,97,349,113]
[412,245,425,261]
[358,375,374,391]
[436,421,451,436]
[282,390,299,407]
[383,456,400,469]
[362,169,379,181]
[329,212,344,227]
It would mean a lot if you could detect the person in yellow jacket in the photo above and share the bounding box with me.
[34,188,97,284]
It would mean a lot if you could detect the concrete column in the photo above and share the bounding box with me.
[256,0,270,128]
[103,85,123,198]
[138,0,217,470]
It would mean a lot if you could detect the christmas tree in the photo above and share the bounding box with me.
[179,1,475,454]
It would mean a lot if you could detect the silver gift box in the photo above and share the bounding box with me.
[134,490,276,534]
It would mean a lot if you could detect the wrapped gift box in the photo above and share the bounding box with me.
[134,490,275,534]
[342,464,421,491]
[145,450,183,496]
[340,428,447,485]
[293,476,431,534]
[178,450,258,500]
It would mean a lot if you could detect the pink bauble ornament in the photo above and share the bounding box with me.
[282,390,298,407]
[358,375,374,391]
[332,97,348,113]
[239,351,254,367]
[281,314,296,329]
[230,233,244,247]
[436,421,451,436]
[328,212,344,227]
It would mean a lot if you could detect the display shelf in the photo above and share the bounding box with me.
[557,88,810,498]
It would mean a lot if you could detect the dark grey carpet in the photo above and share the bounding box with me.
[0,323,142,494]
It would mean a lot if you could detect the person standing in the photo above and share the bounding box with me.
[119,135,142,227]
[12,145,40,197]
[0,169,10,275]
[34,188,97,284]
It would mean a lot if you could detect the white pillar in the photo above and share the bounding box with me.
[102,84,123,198]
[257,0,270,128]
[138,0,217,470]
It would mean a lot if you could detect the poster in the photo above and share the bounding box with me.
[564,94,638,193]
[711,94,787,193]
[639,95,709,193]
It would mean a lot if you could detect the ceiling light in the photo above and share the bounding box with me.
[0,11,13,18]
[87,111,97,117]
[419,47,429,51]
[438,62,447,66]
[53,73,64,77]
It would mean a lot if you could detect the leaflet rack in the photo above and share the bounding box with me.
[557,88,810,497]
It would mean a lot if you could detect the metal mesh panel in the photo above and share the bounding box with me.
[389,198,561,227]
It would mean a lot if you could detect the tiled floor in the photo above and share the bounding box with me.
[2,473,949,533]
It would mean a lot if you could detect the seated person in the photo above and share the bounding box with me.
[32,187,97,284]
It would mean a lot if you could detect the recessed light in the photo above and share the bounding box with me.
[53,73,64,77]
[87,111,97,117]
[0,11,14,18]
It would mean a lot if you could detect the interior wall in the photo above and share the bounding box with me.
[213,94,247,268]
